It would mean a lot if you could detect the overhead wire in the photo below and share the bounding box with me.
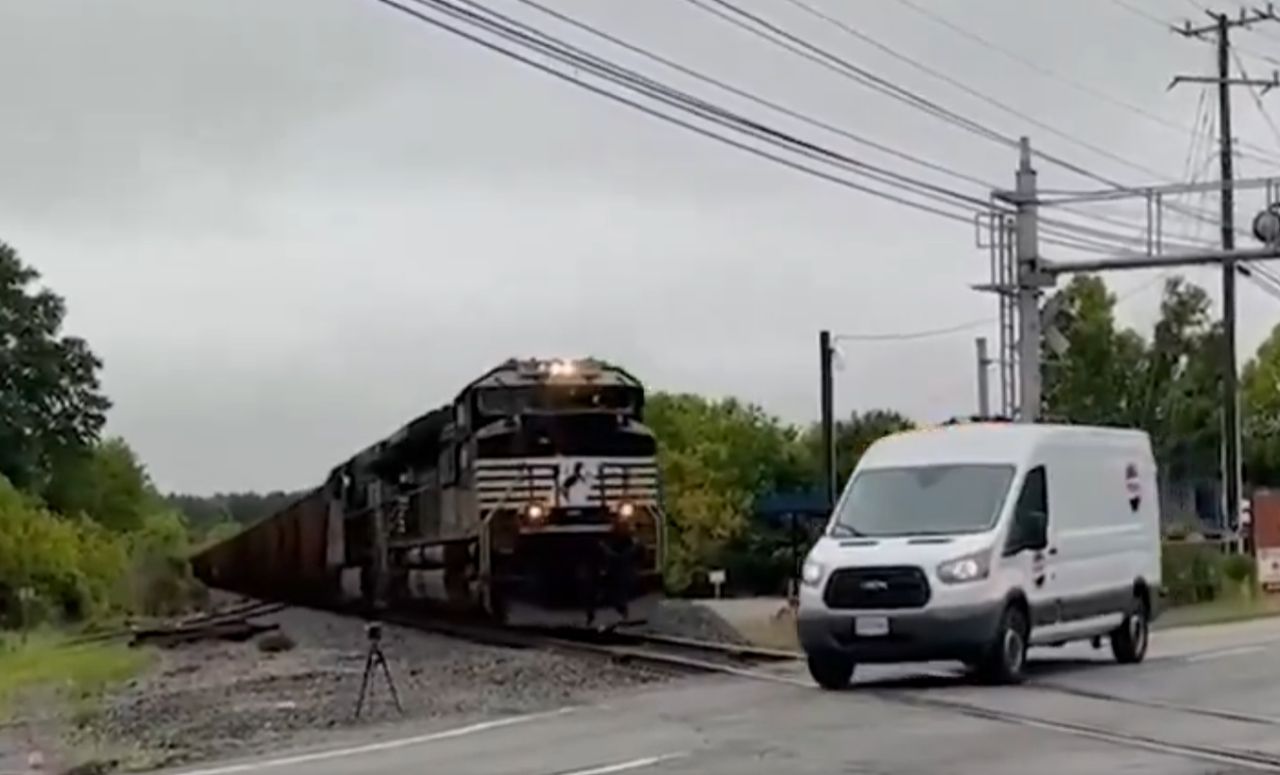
[377,0,1272,263]
[834,317,992,342]
[366,0,985,224]
[502,0,997,191]
[439,0,1001,211]
[372,0,1223,256]
[889,0,1280,162]
[1230,46,1280,151]
[679,0,1017,148]
[687,0,1230,231]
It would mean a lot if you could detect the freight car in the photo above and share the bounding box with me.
[192,358,666,629]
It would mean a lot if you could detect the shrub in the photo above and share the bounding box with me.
[1162,541,1224,605]
[0,478,128,627]
[125,511,204,618]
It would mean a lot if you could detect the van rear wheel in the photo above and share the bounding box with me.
[807,652,855,690]
[977,605,1028,685]
[1110,595,1149,664]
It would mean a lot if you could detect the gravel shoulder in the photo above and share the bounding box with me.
[2,597,763,773]
[110,607,674,769]
[9,602,682,773]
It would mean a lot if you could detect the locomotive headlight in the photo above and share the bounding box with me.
[525,503,546,521]
[617,502,636,519]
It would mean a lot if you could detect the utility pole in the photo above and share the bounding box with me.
[818,330,836,510]
[1013,137,1046,423]
[975,337,991,418]
[1173,6,1280,532]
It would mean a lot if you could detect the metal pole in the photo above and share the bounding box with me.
[976,337,991,418]
[819,330,836,509]
[1217,13,1243,534]
[1015,137,1042,423]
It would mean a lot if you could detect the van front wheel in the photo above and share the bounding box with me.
[807,652,855,690]
[978,604,1029,685]
[1110,595,1149,664]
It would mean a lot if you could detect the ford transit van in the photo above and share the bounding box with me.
[797,423,1161,689]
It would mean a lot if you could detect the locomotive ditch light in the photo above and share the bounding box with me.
[617,502,636,519]
[525,503,547,521]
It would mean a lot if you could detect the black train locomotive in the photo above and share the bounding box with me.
[192,358,666,628]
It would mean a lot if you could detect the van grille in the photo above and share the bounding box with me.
[823,566,931,610]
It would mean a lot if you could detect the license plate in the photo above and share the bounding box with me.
[854,616,890,637]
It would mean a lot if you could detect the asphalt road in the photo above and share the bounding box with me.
[167,616,1280,775]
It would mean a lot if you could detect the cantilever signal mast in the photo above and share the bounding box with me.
[984,6,1280,541]
[1172,5,1280,535]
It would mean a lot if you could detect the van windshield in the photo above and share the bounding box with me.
[830,464,1016,537]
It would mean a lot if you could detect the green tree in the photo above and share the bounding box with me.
[1043,275,1221,480]
[1139,278,1221,480]
[1042,275,1147,426]
[0,476,128,625]
[1244,322,1280,485]
[0,241,110,490]
[646,393,808,590]
[803,409,915,486]
[44,438,156,532]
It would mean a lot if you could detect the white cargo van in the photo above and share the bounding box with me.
[797,423,1161,689]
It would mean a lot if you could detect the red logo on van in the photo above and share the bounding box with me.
[1125,463,1141,512]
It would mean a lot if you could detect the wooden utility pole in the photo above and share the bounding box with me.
[1174,6,1280,533]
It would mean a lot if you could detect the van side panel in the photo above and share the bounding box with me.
[1034,431,1160,640]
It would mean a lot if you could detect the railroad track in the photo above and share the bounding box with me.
[880,691,1280,772]
[379,611,803,681]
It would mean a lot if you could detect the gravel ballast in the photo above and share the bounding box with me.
[73,605,671,769]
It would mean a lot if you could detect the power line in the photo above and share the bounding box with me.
[1108,0,1173,27]
[1230,46,1280,150]
[680,0,1016,147]
[834,317,992,342]
[507,0,1185,252]
[503,0,997,191]
[689,0,1230,228]
[377,0,1245,257]
[438,0,999,211]
[383,0,1209,256]
[889,0,1258,150]
[367,0,985,224]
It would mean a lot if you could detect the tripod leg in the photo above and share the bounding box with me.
[374,648,404,714]
[355,649,376,719]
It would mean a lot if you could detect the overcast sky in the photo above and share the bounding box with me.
[3,0,1280,493]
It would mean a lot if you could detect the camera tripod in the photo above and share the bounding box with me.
[354,622,403,719]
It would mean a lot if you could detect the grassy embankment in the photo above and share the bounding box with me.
[0,630,149,719]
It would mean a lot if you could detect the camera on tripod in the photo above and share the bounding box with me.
[366,622,383,643]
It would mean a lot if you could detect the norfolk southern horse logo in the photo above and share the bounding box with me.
[1125,463,1142,513]
[558,461,594,504]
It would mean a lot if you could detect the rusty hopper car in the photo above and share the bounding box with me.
[192,357,666,629]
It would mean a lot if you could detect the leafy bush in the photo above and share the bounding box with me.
[125,510,204,618]
[1223,553,1256,584]
[1162,541,1224,605]
[0,477,128,627]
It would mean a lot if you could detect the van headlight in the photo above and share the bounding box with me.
[801,559,826,588]
[936,550,991,584]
